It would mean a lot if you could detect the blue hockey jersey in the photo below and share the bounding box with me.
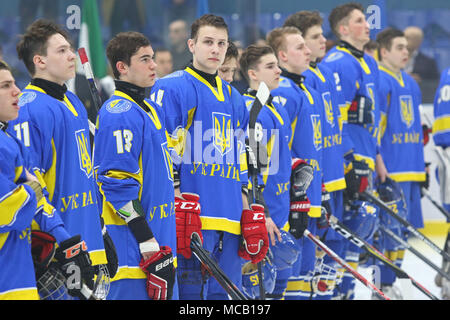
[304,63,346,193]
[272,76,323,218]
[151,67,249,235]
[378,66,425,182]
[322,45,381,170]
[433,67,450,147]
[94,89,176,282]
[0,129,39,300]
[8,84,106,265]
[242,93,292,229]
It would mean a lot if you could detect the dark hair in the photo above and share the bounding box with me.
[266,26,301,57]
[283,11,323,36]
[106,31,151,79]
[190,14,228,41]
[239,45,275,83]
[328,2,364,39]
[224,40,239,62]
[0,60,12,72]
[376,28,405,60]
[16,19,71,76]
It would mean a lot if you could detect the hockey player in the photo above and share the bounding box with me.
[432,67,450,298]
[8,20,109,294]
[239,44,296,299]
[0,60,92,300]
[283,10,347,300]
[218,40,239,83]
[375,28,427,298]
[321,3,382,299]
[267,26,323,300]
[151,14,269,300]
[0,60,40,300]
[93,31,176,300]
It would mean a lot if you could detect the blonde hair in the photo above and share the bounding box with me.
[266,27,302,57]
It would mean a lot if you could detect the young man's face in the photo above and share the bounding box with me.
[303,25,327,60]
[188,25,228,74]
[282,33,311,74]
[250,53,281,91]
[37,33,76,84]
[218,56,237,83]
[0,69,21,122]
[124,45,157,87]
[343,9,370,46]
[382,36,409,71]
[154,50,173,78]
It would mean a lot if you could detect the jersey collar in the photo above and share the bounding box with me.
[31,78,67,101]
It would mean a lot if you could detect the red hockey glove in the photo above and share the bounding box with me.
[422,124,432,146]
[175,192,202,259]
[238,204,269,264]
[139,246,175,300]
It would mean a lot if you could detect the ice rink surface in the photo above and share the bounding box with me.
[354,234,446,300]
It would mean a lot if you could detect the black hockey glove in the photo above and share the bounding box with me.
[317,185,332,229]
[54,235,95,299]
[289,159,313,239]
[348,94,374,125]
[419,162,431,197]
[345,160,370,199]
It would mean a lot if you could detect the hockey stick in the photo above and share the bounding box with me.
[421,188,450,220]
[246,81,271,300]
[78,47,103,135]
[328,215,439,300]
[190,233,248,300]
[362,190,450,262]
[303,229,390,300]
[378,224,450,282]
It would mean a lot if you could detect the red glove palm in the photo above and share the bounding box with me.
[238,204,269,264]
[175,192,202,259]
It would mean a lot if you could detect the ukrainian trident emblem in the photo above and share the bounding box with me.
[213,112,232,156]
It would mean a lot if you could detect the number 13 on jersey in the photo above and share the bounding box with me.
[113,129,133,153]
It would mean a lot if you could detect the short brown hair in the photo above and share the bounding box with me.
[376,28,405,61]
[106,31,151,79]
[224,40,239,63]
[16,19,71,76]
[239,45,275,83]
[266,27,301,58]
[283,11,323,36]
[328,2,364,39]
[190,14,229,41]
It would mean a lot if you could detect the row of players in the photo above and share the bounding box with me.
[1,2,449,300]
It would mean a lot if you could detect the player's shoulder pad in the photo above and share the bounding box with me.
[104,98,133,114]
[278,76,293,88]
[18,91,37,106]
[161,70,185,80]
[324,50,344,63]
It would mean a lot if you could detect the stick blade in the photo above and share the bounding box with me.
[256,81,270,106]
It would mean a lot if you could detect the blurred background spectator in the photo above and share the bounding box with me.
[168,19,192,71]
[154,47,174,79]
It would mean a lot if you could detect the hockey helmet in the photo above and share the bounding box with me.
[308,257,344,295]
[242,251,277,299]
[270,230,300,270]
[31,230,72,300]
[343,200,379,241]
